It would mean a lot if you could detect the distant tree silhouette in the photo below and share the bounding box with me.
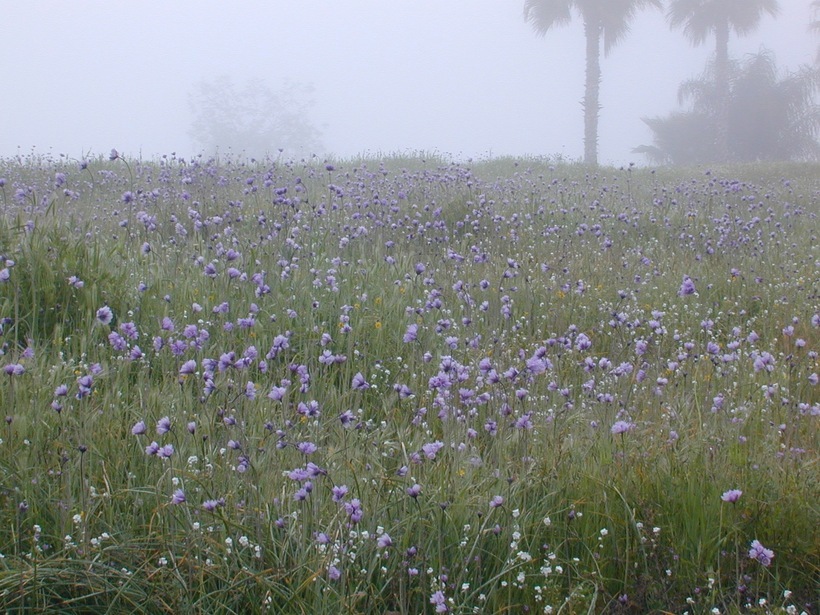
[635,50,820,164]
[188,76,322,159]
[523,0,661,166]
[667,0,780,162]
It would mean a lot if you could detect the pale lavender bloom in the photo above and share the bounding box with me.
[145,441,160,455]
[157,443,174,459]
[344,498,363,523]
[575,333,592,351]
[156,416,171,435]
[297,441,317,456]
[422,441,444,459]
[244,381,256,399]
[406,484,422,498]
[108,332,127,351]
[171,489,186,505]
[748,539,774,566]
[68,275,84,289]
[3,363,24,376]
[752,351,775,373]
[327,565,341,581]
[351,372,370,390]
[179,359,197,376]
[377,533,393,549]
[721,489,742,503]
[403,323,418,343]
[54,384,69,397]
[611,420,635,435]
[96,306,114,325]
[489,495,504,508]
[678,276,696,296]
[0,269,9,283]
[131,420,147,436]
[331,485,348,502]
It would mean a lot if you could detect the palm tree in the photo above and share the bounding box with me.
[523,0,661,166]
[667,0,780,162]
[634,50,820,164]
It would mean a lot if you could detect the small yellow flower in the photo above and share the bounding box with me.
[375,321,382,329]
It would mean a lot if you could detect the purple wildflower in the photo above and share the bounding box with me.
[678,276,696,296]
[171,489,186,505]
[156,416,171,435]
[748,539,774,566]
[430,590,448,613]
[422,441,444,459]
[96,306,114,325]
[403,323,419,343]
[611,420,635,435]
[351,372,370,390]
[331,485,349,502]
[721,489,742,503]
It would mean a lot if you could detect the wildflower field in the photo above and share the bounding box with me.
[0,152,817,614]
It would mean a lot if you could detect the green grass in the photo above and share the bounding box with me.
[0,153,817,614]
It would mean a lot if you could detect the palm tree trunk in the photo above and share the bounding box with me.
[714,18,730,162]
[583,17,601,166]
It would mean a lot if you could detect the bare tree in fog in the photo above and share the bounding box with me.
[524,0,661,166]
[635,50,819,164]
[188,76,323,159]
[667,0,780,162]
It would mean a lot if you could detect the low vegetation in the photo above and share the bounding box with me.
[0,152,816,613]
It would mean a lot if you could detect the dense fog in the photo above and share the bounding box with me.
[1,0,815,164]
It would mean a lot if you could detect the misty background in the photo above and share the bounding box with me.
[1,0,815,165]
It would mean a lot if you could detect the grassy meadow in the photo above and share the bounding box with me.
[0,152,817,614]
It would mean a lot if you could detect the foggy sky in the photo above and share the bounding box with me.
[1,0,815,165]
